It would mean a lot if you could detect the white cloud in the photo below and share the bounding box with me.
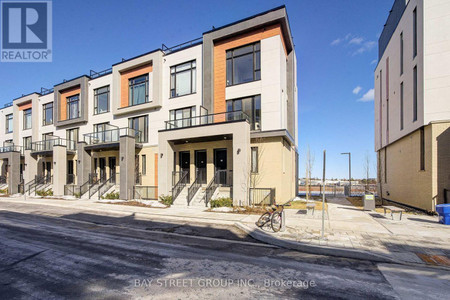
[358,89,375,102]
[331,38,341,46]
[353,41,377,55]
[349,37,363,45]
[353,86,362,95]
[370,59,377,65]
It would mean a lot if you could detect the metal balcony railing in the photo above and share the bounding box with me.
[164,111,250,130]
[31,137,76,152]
[0,145,23,154]
[83,127,142,145]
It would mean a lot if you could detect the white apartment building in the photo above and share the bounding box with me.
[375,0,450,211]
[0,6,299,206]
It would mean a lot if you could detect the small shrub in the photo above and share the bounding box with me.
[210,197,233,208]
[101,192,120,200]
[0,188,8,194]
[159,194,173,206]
[74,192,81,198]
[36,189,53,197]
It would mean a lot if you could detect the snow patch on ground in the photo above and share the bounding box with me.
[211,207,233,212]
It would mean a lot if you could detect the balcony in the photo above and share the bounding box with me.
[31,137,76,155]
[164,111,250,130]
[0,144,23,155]
[83,127,143,151]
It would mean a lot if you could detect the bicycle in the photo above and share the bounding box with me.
[255,204,284,232]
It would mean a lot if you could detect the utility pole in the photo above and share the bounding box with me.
[341,152,351,196]
[321,150,326,239]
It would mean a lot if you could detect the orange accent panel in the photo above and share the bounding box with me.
[59,86,80,121]
[120,63,152,108]
[154,153,158,195]
[213,24,287,116]
[18,102,32,111]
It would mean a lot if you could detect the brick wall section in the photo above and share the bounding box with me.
[59,86,81,121]
[213,23,287,120]
[120,63,152,108]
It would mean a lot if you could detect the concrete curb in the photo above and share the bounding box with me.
[235,222,397,263]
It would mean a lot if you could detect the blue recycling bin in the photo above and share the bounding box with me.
[436,204,450,225]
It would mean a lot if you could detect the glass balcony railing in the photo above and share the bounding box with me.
[31,137,76,152]
[83,127,142,145]
[164,111,250,130]
[0,144,23,154]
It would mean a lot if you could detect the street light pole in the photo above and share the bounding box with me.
[341,152,351,196]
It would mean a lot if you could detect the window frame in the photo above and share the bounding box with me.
[128,74,149,106]
[400,82,404,130]
[251,147,258,173]
[169,106,195,128]
[6,114,13,133]
[23,108,32,130]
[66,94,81,120]
[170,60,197,98]
[413,7,417,58]
[23,136,32,150]
[66,128,79,144]
[226,95,261,131]
[226,42,261,86]
[142,155,146,175]
[94,85,110,115]
[413,66,417,122]
[400,32,403,75]
[42,102,53,126]
[128,115,149,143]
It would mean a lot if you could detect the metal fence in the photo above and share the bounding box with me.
[299,184,378,197]
[249,188,275,206]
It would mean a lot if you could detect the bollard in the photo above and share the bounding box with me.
[280,210,286,232]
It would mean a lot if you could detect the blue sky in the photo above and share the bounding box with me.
[0,0,394,179]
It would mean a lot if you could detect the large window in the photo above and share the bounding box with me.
[67,94,80,120]
[128,115,148,143]
[23,108,32,130]
[251,147,258,173]
[94,86,109,115]
[66,128,79,144]
[226,42,260,86]
[170,60,196,98]
[169,107,195,128]
[226,95,261,130]
[23,136,32,150]
[94,122,109,132]
[43,102,53,125]
[6,114,13,133]
[129,75,149,106]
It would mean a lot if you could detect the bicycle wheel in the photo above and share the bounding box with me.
[271,211,282,232]
[256,212,271,228]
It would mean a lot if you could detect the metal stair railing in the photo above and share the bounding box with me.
[172,170,188,201]
[205,171,220,207]
[187,169,204,206]
[27,175,45,195]
[97,176,115,200]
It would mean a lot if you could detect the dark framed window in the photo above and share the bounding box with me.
[226,42,260,86]
[413,7,417,58]
[226,95,261,130]
[169,106,195,128]
[413,66,417,122]
[251,147,258,173]
[400,82,404,130]
[170,60,196,98]
[94,86,110,115]
[142,155,146,175]
[6,114,13,133]
[66,128,79,144]
[23,136,32,150]
[420,127,425,171]
[43,102,53,125]
[128,115,148,143]
[67,94,80,120]
[94,122,109,132]
[42,132,53,140]
[400,32,403,75]
[129,75,149,106]
[23,108,32,130]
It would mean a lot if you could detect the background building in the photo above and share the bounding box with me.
[375,0,450,211]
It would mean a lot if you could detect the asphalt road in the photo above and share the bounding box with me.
[0,201,446,299]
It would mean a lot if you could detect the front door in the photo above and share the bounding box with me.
[195,150,206,184]
[109,157,116,184]
[214,149,227,185]
[45,162,51,180]
[67,160,74,184]
[99,158,106,182]
[179,151,190,183]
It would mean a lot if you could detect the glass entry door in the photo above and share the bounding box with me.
[214,149,227,185]
[195,150,206,184]
[179,151,190,183]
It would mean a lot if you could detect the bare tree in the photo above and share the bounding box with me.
[363,152,370,192]
[241,137,266,206]
[305,145,315,200]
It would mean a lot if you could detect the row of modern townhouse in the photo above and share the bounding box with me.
[0,6,299,207]
[375,0,450,211]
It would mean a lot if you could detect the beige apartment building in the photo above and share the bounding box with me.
[375,0,450,211]
[0,6,298,207]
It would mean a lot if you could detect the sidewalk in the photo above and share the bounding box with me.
[1,195,449,267]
